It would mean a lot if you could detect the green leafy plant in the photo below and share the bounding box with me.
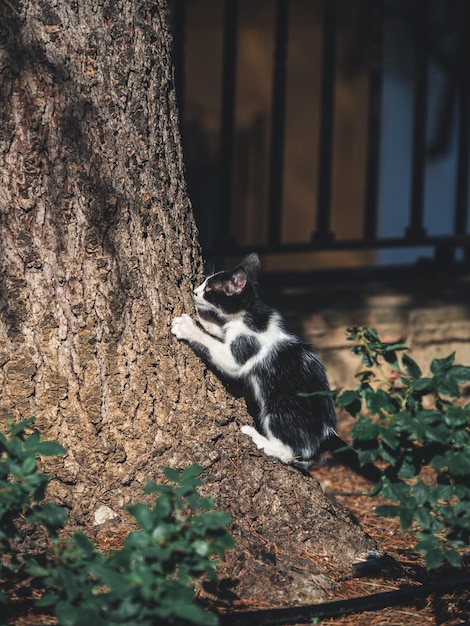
[29,465,233,626]
[336,326,470,570]
[0,418,67,602]
[0,420,233,624]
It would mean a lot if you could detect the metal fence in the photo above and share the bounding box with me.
[170,0,470,271]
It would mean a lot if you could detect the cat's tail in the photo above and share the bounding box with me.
[321,434,382,484]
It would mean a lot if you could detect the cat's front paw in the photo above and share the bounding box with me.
[171,314,197,341]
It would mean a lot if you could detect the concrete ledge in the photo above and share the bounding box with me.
[263,270,470,389]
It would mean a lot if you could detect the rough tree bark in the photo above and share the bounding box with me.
[0,0,380,607]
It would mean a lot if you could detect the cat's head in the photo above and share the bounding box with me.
[194,253,260,315]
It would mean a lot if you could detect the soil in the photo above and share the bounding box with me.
[5,449,469,626]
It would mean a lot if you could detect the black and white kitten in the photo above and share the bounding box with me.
[171,254,379,478]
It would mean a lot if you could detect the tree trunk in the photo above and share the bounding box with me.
[0,0,380,607]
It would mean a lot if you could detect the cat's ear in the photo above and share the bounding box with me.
[241,253,260,279]
[225,268,247,295]
[213,268,247,295]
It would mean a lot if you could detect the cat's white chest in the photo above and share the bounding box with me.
[223,318,251,342]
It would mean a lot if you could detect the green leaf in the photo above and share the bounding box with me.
[374,504,400,518]
[192,539,210,557]
[128,503,154,532]
[177,476,203,498]
[0,430,235,622]
[163,467,181,483]
[455,483,470,499]
[345,329,470,570]
[402,353,422,378]
[378,442,400,466]
[54,600,97,626]
[196,511,232,531]
[432,450,470,476]
[430,353,455,376]
[351,416,379,442]
[414,507,435,531]
[154,493,172,519]
[352,345,376,367]
[424,548,444,570]
[380,479,410,501]
[433,484,453,502]
[73,531,95,556]
[444,405,469,427]
[383,350,400,370]
[411,377,434,393]
[336,390,362,416]
[24,431,41,451]
[26,503,68,533]
[449,365,470,384]
[447,453,470,476]
[9,418,35,436]
[355,370,375,383]
[36,592,61,608]
[399,507,414,531]
[182,465,204,480]
[413,481,430,505]
[379,427,400,451]
[443,548,462,568]
[35,441,67,457]
[431,453,450,471]
[21,455,37,474]
[362,326,380,342]
[357,448,379,464]
[397,457,418,479]
[143,480,172,495]
[435,372,460,398]
[6,436,22,458]
[384,343,409,352]
[365,388,397,415]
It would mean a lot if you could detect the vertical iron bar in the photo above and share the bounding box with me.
[454,2,470,239]
[454,85,469,236]
[172,0,187,134]
[267,0,290,246]
[363,0,383,241]
[219,0,239,244]
[312,0,336,245]
[406,0,428,240]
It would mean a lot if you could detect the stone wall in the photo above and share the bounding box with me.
[265,271,470,392]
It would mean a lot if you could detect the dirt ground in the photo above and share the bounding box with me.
[301,463,470,626]
[4,423,470,626]
[194,460,469,626]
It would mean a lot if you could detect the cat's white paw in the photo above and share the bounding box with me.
[240,425,265,449]
[240,425,257,437]
[241,425,295,463]
[171,314,196,340]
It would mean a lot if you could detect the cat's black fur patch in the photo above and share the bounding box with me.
[231,335,261,365]
[243,307,271,333]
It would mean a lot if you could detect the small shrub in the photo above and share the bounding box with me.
[0,420,233,624]
[0,418,67,602]
[31,465,234,626]
[336,326,470,570]
[30,466,233,626]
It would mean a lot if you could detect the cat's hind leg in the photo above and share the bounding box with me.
[240,425,296,465]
